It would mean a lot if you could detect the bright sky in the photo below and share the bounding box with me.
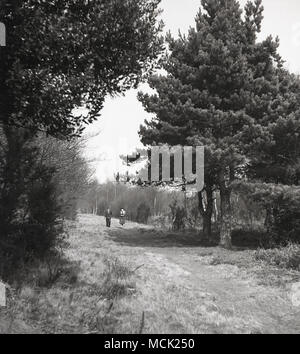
[84,0,300,182]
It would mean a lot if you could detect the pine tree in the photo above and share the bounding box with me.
[138,0,285,247]
[243,71,300,185]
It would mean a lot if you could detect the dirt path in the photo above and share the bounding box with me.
[69,214,300,334]
[148,251,300,334]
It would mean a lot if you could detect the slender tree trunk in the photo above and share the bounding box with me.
[264,206,274,233]
[219,186,232,248]
[212,191,218,223]
[198,185,213,242]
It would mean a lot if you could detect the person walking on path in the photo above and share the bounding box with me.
[119,208,126,226]
[105,207,112,227]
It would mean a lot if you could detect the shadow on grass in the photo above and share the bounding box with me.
[106,226,219,248]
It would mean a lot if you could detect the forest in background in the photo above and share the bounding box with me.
[78,177,285,248]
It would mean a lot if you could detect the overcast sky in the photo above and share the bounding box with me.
[84,0,300,183]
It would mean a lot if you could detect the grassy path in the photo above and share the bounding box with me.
[66,214,300,334]
[2,213,299,334]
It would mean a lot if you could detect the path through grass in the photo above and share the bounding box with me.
[1,214,300,334]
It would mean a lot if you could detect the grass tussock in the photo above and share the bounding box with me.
[100,255,136,300]
[0,248,137,333]
[255,243,300,271]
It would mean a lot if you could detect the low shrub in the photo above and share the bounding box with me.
[100,256,135,300]
[233,182,300,247]
[169,199,186,231]
[136,202,151,224]
[231,228,269,248]
[254,243,300,270]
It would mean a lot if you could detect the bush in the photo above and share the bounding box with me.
[169,199,186,231]
[100,256,135,300]
[231,228,269,248]
[0,129,86,282]
[0,161,65,282]
[136,202,151,224]
[255,243,300,270]
[233,182,300,246]
[25,171,65,257]
[271,191,300,244]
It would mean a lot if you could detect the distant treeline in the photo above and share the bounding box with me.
[78,181,180,224]
[79,179,300,248]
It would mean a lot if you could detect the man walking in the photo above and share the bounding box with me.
[105,207,112,227]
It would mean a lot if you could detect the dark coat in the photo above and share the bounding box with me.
[105,209,112,218]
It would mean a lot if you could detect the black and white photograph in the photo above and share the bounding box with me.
[0,0,300,338]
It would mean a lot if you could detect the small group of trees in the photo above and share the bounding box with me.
[137,0,300,247]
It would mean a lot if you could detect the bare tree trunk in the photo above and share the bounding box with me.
[212,190,218,222]
[198,185,213,243]
[264,206,274,233]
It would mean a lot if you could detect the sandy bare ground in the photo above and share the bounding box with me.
[66,214,300,334]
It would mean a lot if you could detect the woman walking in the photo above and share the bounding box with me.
[119,208,126,226]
